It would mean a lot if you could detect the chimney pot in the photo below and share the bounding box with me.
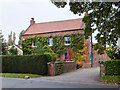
[30,18,35,25]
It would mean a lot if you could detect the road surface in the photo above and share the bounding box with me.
[1,67,119,88]
[1,77,118,88]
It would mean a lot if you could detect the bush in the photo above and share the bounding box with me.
[2,55,48,75]
[104,59,120,75]
[44,52,53,62]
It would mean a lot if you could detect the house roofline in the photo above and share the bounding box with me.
[36,18,83,24]
[8,44,23,52]
[22,29,84,36]
[22,25,31,36]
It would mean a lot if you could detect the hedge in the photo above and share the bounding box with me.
[104,59,120,75]
[2,55,48,75]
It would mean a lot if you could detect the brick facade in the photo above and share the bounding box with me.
[22,18,110,68]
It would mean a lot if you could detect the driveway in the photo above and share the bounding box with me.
[31,67,103,85]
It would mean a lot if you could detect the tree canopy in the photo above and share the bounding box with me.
[8,46,18,55]
[51,1,120,54]
[0,31,7,55]
[18,30,25,45]
[8,31,16,46]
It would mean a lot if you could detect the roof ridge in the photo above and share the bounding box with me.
[36,18,82,24]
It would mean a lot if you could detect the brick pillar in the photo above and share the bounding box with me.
[47,63,54,76]
[100,63,105,77]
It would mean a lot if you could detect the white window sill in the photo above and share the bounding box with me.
[32,46,37,47]
[65,44,70,45]
[48,45,52,47]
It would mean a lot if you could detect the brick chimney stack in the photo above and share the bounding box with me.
[30,18,35,25]
[85,12,88,16]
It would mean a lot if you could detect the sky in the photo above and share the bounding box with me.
[0,0,97,44]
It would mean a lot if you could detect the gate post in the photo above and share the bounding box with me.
[99,59,103,77]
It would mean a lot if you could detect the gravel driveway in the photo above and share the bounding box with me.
[31,67,103,85]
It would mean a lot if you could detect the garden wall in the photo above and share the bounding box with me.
[47,61,76,76]
[2,55,48,75]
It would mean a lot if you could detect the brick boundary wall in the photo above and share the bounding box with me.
[100,63,105,77]
[47,61,76,76]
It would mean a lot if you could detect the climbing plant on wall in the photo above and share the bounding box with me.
[21,32,84,55]
[73,41,88,66]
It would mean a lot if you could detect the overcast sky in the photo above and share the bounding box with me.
[0,0,97,44]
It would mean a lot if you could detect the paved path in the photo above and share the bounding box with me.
[31,67,103,85]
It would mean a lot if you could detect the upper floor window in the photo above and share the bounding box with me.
[65,37,70,45]
[48,38,53,46]
[32,40,37,47]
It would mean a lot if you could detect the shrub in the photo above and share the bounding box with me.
[2,55,48,75]
[44,52,53,62]
[43,45,54,54]
[104,59,120,75]
[8,46,18,55]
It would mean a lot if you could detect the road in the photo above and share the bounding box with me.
[1,77,118,88]
[1,67,119,88]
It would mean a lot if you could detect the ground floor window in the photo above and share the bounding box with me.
[95,56,97,62]
[64,52,68,60]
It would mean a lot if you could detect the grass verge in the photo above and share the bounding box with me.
[102,75,120,85]
[0,73,40,78]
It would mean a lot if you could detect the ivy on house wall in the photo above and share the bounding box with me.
[21,32,84,55]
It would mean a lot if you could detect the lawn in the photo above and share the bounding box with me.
[0,73,40,78]
[102,75,120,85]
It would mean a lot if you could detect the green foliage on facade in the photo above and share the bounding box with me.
[104,60,120,75]
[33,42,45,55]
[21,33,84,55]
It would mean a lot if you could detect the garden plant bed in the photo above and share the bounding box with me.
[102,75,120,85]
[0,73,40,78]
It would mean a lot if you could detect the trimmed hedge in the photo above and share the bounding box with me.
[104,60,120,75]
[2,55,48,75]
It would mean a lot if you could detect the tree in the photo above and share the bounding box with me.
[0,31,8,55]
[8,46,18,55]
[8,31,16,46]
[8,31,12,46]
[13,32,16,45]
[18,30,25,45]
[106,46,120,59]
[51,1,120,54]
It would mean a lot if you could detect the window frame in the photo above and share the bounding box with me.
[64,37,71,45]
[48,38,53,46]
[32,40,37,47]
[64,52,68,60]
[95,56,97,62]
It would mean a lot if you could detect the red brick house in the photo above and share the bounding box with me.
[22,18,109,67]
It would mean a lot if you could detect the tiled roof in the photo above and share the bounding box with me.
[23,18,85,35]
